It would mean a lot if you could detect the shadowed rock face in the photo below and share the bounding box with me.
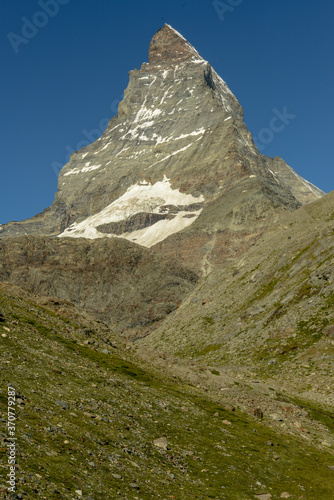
[0,24,323,274]
[97,213,174,235]
[0,236,198,333]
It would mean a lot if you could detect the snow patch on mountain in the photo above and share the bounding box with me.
[58,176,204,247]
[153,127,206,146]
[147,138,203,169]
[122,210,202,247]
[64,164,102,176]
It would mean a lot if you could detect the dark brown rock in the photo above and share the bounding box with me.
[253,408,264,419]
[97,212,174,235]
[0,236,198,332]
[148,24,197,66]
[322,324,334,338]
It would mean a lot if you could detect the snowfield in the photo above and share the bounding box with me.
[58,176,204,247]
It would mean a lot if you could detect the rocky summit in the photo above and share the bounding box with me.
[1,24,334,500]
[0,24,323,273]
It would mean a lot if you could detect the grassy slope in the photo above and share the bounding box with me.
[1,285,334,499]
[138,193,334,406]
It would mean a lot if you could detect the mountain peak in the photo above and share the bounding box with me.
[0,24,323,276]
[148,24,200,65]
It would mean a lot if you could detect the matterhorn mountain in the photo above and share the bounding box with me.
[0,24,323,275]
[1,25,334,499]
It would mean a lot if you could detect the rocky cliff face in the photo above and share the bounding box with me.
[0,236,197,333]
[0,24,323,274]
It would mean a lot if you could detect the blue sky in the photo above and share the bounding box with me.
[1,0,333,224]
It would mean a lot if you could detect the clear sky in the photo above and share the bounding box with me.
[1,0,333,224]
